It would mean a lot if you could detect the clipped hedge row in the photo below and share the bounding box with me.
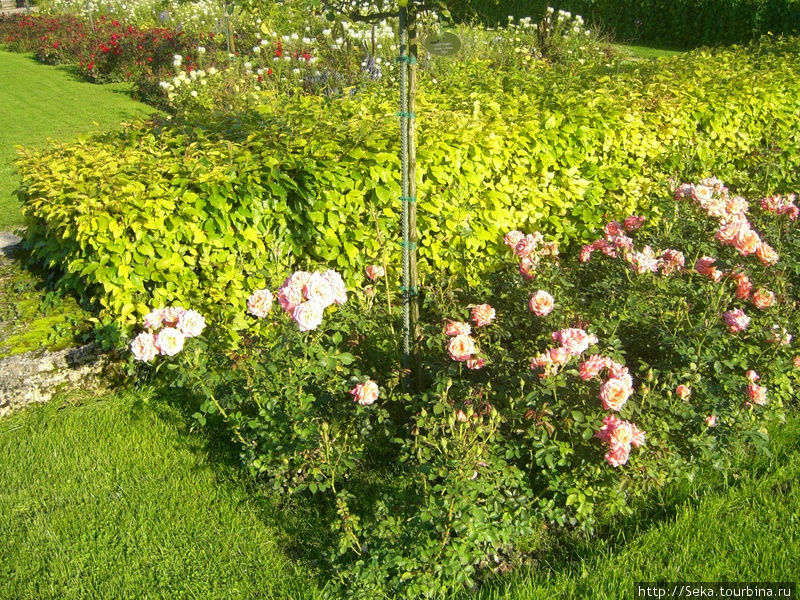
[17,41,800,345]
[456,0,800,48]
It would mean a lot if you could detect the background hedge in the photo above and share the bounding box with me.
[454,0,800,48]
[16,40,800,345]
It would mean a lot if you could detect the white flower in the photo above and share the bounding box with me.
[197,45,206,54]
[208,66,217,74]
[177,309,206,337]
[155,327,185,356]
[190,90,198,97]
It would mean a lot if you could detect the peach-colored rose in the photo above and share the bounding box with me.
[608,420,633,448]
[365,264,385,280]
[608,361,629,380]
[705,414,717,428]
[291,301,324,332]
[177,309,206,338]
[445,320,471,336]
[794,356,800,368]
[471,304,496,327]
[247,289,274,318]
[732,273,752,300]
[548,346,570,365]
[751,288,775,310]
[519,257,536,279]
[131,332,158,362]
[695,256,716,277]
[599,377,633,411]
[630,423,646,448]
[715,222,741,245]
[529,291,554,316]
[303,272,336,308]
[456,409,468,422]
[595,414,624,444]
[350,379,379,406]
[692,185,713,204]
[755,242,779,266]
[746,383,766,406]
[746,369,759,382]
[675,384,691,401]
[530,353,552,369]
[504,230,524,248]
[733,227,761,256]
[466,357,486,370]
[605,444,630,467]
[725,195,749,218]
[448,334,476,362]
[554,328,597,356]
[155,327,185,356]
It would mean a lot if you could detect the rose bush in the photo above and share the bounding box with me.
[128,178,800,598]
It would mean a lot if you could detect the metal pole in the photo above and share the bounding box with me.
[399,5,411,384]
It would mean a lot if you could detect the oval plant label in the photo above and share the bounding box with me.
[423,32,461,56]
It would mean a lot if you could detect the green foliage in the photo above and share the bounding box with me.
[456,0,800,48]
[16,39,800,347]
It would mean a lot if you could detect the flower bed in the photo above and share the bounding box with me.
[128,178,800,597]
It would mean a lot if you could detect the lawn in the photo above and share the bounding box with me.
[1,389,797,599]
[0,50,158,230]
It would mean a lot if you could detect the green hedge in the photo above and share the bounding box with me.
[16,40,800,345]
[456,0,800,48]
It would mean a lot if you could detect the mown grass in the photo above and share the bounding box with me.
[2,387,798,600]
[0,50,158,230]
[0,389,325,600]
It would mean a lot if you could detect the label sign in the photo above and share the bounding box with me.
[423,32,461,56]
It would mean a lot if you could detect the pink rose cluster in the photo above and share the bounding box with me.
[130,306,206,362]
[248,269,347,332]
[676,178,779,266]
[503,229,559,280]
[530,327,598,377]
[579,217,684,277]
[723,308,750,333]
[444,319,485,369]
[760,194,798,221]
[595,415,645,467]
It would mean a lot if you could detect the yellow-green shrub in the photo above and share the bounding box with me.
[16,41,800,346]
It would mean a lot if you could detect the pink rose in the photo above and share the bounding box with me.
[746,370,759,382]
[579,354,611,380]
[303,272,336,308]
[504,230,524,248]
[529,291,554,316]
[448,334,476,362]
[553,328,597,356]
[579,245,593,263]
[519,257,536,279]
[705,414,717,428]
[365,264,385,280]
[607,361,629,379]
[659,249,684,275]
[283,271,312,290]
[608,420,633,448]
[350,379,379,406]
[321,270,348,305]
[247,289,274,318]
[605,444,630,467]
[530,353,552,369]
[291,301,324,332]
[692,185,713,204]
[732,273,752,300]
[277,284,304,313]
[515,234,538,258]
[471,304,496,327]
[675,384,691,401]
[695,256,716,278]
[599,377,633,411]
[595,414,624,444]
[130,332,158,362]
[444,320,471,336]
[604,220,624,238]
[724,308,750,333]
[623,215,646,231]
[794,356,800,368]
